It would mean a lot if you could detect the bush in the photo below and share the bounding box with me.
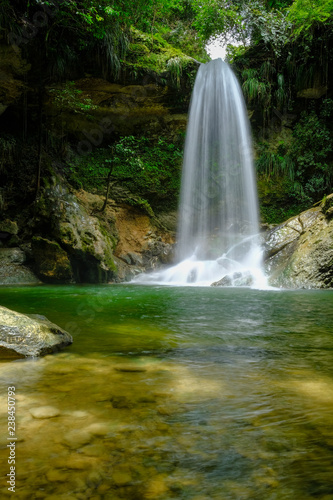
[66,135,184,211]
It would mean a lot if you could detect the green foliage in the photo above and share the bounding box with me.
[289,107,333,199]
[257,142,295,180]
[192,0,292,57]
[66,135,184,211]
[257,162,309,224]
[241,69,272,119]
[111,136,183,209]
[287,0,333,37]
[256,100,333,216]
[125,27,198,88]
[260,202,307,224]
[49,82,97,115]
[167,57,185,87]
[4,1,205,83]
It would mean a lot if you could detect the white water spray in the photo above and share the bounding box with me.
[135,58,267,287]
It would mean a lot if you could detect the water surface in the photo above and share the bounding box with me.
[0,285,333,499]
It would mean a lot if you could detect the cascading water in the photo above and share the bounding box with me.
[135,58,266,287]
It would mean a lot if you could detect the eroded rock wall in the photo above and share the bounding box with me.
[264,194,333,288]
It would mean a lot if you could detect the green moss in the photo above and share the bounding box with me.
[125,196,154,217]
[65,135,184,213]
[99,223,118,252]
[124,27,197,87]
[257,175,308,224]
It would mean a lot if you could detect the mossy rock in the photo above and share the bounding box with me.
[31,237,74,283]
[0,305,72,358]
[321,194,333,219]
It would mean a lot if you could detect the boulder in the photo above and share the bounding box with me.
[211,275,232,287]
[0,306,73,358]
[31,237,74,283]
[264,194,333,288]
[0,248,40,285]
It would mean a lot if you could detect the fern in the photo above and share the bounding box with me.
[167,56,184,88]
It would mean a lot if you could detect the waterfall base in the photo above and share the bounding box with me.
[133,241,268,288]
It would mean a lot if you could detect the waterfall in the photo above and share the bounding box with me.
[135,58,266,287]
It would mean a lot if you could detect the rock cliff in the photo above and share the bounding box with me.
[264,194,333,288]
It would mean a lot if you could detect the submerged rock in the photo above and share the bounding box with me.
[0,306,73,358]
[29,406,61,419]
[264,194,333,288]
[211,272,254,287]
[211,275,233,287]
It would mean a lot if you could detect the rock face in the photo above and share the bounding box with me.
[0,176,175,284]
[0,248,40,285]
[31,237,74,283]
[46,78,187,140]
[264,194,333,288]
[33,177,117,283]
[0,306,73,358]
[75,189,175,282]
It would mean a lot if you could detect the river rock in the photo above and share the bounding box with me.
[62,430,93,449]
[0,305,73,358]
[264,194,333,288]
[29,406,60,419]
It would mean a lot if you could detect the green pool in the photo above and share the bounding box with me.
[0,285,333,499]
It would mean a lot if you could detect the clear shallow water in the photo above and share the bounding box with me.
[0,285,333,499]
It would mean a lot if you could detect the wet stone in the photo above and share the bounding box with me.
[70,410,90,419]
[85,422,110,436]
[46,363,76,374]
[29,406,60,419]
[86,470,103,487]
[97,483,113,495]
[62,430,92,449]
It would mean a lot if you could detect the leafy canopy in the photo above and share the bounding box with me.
[191,0,332,56]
